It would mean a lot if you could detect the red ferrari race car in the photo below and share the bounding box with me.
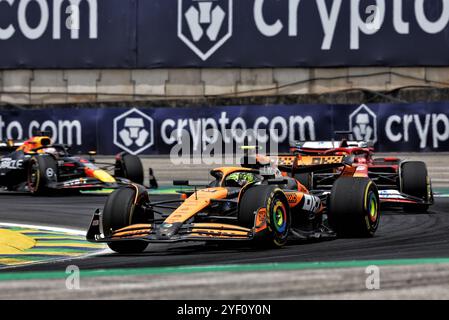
[290,133,434,212]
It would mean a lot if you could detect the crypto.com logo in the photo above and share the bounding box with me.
[349,104,378,144]
[113,108,154,155]
[178,0,233,61]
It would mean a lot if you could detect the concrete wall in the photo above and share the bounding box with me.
[1,67,449,105]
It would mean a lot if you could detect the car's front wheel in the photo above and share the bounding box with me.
[401,161,432,213]
[239,185,291,247]
[328,177,380,237]
[102,186,150,254]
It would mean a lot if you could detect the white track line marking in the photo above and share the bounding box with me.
[0,248,112,271]
[0,222,85,236]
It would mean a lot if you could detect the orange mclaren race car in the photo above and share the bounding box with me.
[87,155,380,253]
[0,134,144,195]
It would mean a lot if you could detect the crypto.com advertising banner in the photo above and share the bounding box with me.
[140,0,449,67]
[2,0,449,68]
[0,0,136,68]
[0,103,447,155]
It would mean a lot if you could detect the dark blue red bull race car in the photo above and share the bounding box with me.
[0,134,145,195]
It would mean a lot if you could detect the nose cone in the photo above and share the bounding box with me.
[95,170,116,183]
[86,168,116,183]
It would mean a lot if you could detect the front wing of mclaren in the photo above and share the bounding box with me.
[86,210,254,244]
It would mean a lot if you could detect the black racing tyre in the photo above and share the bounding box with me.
[27,155,58,195]
[102,187,148,254]
[116,154,144,185]
[294,173,312,190]
[107,241,148,254]
[239,185,291,247]
[328,177,380,238]
[401,161,431,212]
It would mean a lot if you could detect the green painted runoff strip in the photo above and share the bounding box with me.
[2,258,449,281]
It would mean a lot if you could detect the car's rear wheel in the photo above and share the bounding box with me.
[102,186,149,254]
[27,156,58,195]
[239,186,291,247]
[328,177,379,237]
[401,161,431,212]
[115,154,144,185]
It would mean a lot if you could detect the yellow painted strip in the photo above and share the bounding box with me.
[0,229,36,254]
[0,245,23,254]
[0,226,107,268]
[32,236,83,240]
[35,242,104,248]
[6,251,82,257]
[0,258,28,265]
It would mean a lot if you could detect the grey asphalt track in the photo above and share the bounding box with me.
[1,193,449,272]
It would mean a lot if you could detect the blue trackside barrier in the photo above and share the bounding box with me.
[0,102,447,155]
